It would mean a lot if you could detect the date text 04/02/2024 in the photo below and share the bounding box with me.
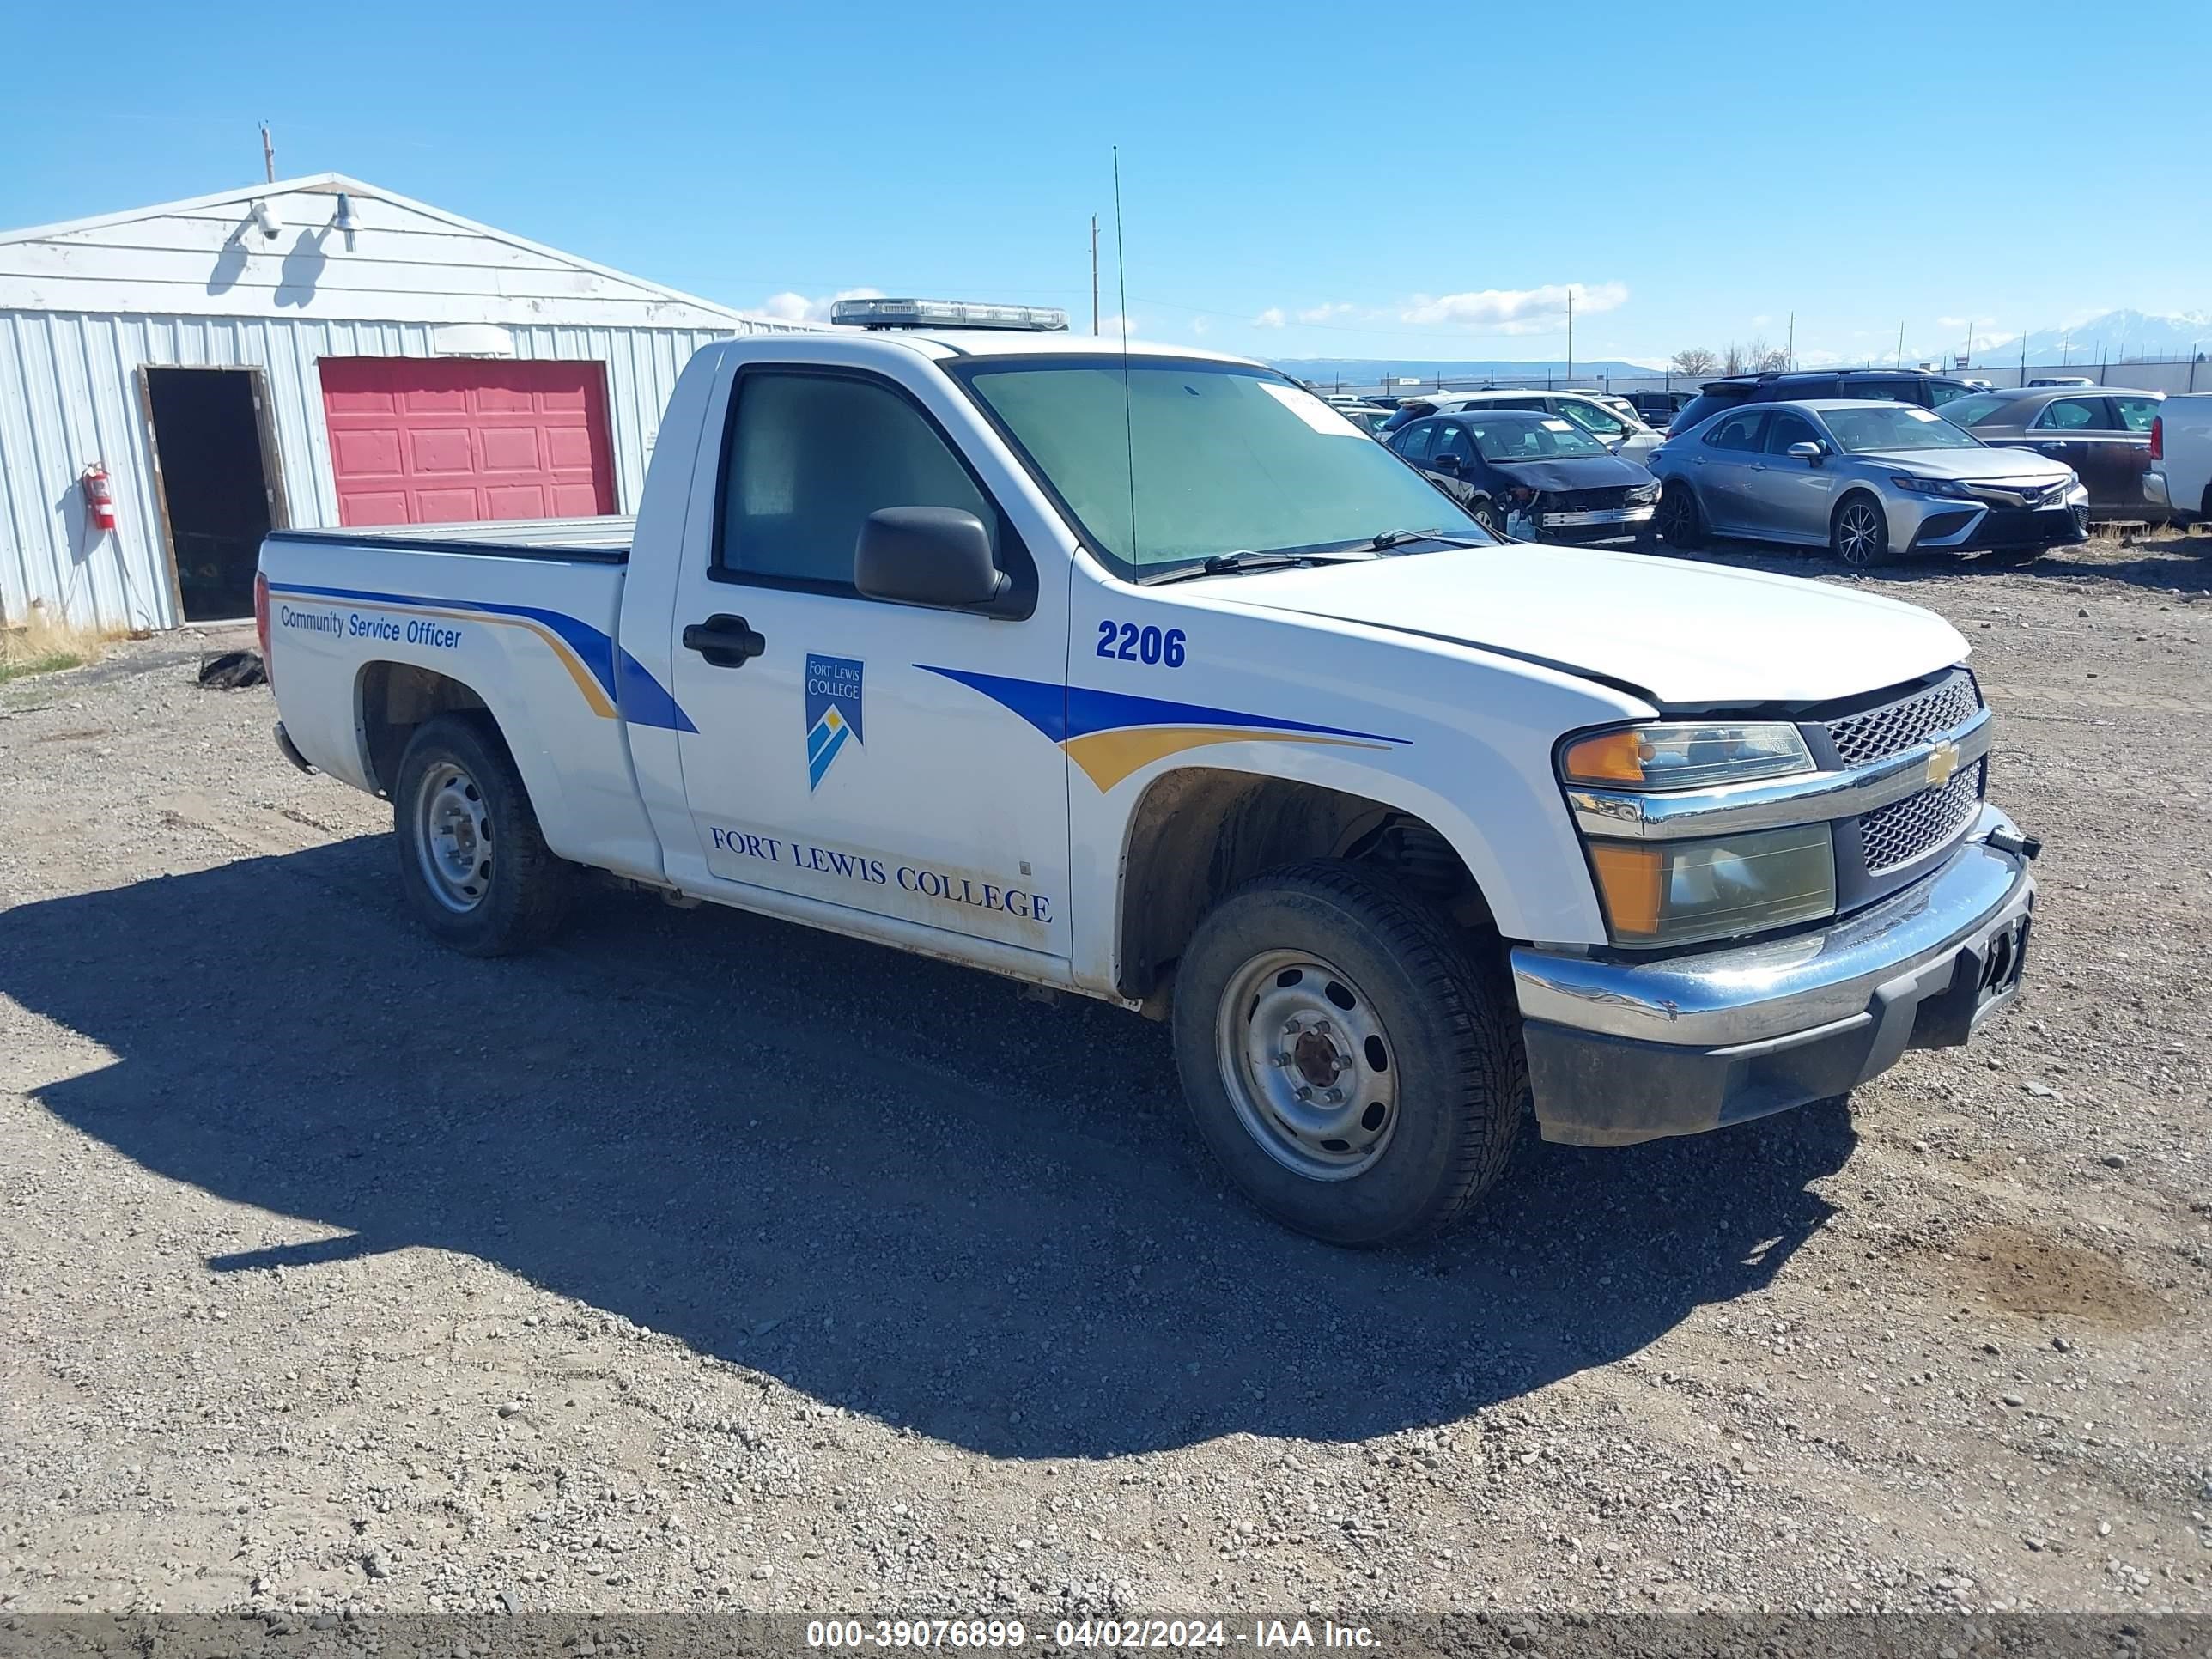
[805,1620,1377,1650]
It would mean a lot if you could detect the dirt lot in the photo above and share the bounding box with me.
[2,533,2209,1624]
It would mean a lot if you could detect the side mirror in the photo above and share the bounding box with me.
[1431,453,1463,475]
[1786,441,1824,462]
[854,507,1006,609]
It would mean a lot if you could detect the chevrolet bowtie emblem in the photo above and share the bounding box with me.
[1925,738,1960,789]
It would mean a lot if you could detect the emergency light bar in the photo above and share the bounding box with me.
[830,298,1071,332]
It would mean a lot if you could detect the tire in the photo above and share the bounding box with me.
[1831,492,1893,568]
[1469,498,1508,539]
[392,714,576,957]
[1656,480,1704,550]
[1170,860,1528,1248]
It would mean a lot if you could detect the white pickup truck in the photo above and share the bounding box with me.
[258,298,2040,1248]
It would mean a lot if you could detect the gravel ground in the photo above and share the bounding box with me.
[2,532,2208,1625]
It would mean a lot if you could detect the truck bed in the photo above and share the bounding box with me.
[267,516,635,562]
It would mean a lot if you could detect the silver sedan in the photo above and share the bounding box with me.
[1644,399,2091,567]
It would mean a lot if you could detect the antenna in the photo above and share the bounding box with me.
[1113,147,1136,562]
[261,122,275,184]
[1090,215,1100,337]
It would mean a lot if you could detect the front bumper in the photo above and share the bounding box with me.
[1906,494,2090,552]
[1512,805,2036,1147]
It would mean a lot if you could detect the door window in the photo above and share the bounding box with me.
[1431,425,1476,468]
[1844,378,1914,403]
[2112,396,2160,433]
[1704,409,1771,452]
[1764,411,1821,454]
[1926,380,1972,406]
[717,370,993,587]
[1391,421,1440,464]
[2032,398,2107,431]
[1557,398,1627,439]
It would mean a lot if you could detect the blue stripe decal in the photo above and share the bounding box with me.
[916,665,1404,745]
[269,580,697,734]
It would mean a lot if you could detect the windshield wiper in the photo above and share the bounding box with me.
[1138,549,1376,586]
[1365,526,1495,551]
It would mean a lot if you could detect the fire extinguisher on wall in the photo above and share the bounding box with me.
[81,463,118,535]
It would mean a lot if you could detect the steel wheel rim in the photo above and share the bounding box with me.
[413,761,494,913]
[1214,949,1400,1182]
[1837,502,1881,565]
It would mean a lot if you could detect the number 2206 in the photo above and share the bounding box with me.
[1096,620,1188,668]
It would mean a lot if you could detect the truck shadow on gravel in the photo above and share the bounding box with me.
[4,839,1854,1459]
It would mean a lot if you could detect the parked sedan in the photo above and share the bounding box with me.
[1937,386,2165,519]
[1645,399,2089,568]
[1387,409,1658,541]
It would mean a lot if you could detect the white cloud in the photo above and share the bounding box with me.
[1399,281,1628,331]
[1190,316,1211,337]
[756,285,884,323]
[1253,307,1287,329]
[1098,313,1143,338]
[1297,302,1355,325]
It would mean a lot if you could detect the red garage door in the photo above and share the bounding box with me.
[319,358,617,526]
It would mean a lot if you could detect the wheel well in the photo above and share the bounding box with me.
[1117,769,1494,1006]
[357,662,490,795]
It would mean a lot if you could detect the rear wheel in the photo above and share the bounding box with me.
[1656,480,1705,550]
[1831,493,1893,568]
[393,714,576,957]
[1171,860,1527,1248]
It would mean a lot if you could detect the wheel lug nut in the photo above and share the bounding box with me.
[1294,1085,1313,1102]
[1271,1053,1292,1068]
[1283,1018,1301,1035]
[1324,1087,1343,1104]
[1314,1019,1331,1036]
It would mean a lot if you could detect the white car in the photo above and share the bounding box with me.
[2145,392,2212,526]
[1388,389,1662,462]
[258,298,2039,1248]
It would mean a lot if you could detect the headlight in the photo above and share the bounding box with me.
[1561,722,1814,791]
[1889,473,1973,498]
[1626,481,1661,503]
[1587,824,1837,946]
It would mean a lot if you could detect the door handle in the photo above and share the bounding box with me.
[682,613,766,668]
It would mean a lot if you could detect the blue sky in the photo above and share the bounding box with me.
[5,0,2207,368]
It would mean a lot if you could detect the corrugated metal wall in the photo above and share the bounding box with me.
[0,311,782,629]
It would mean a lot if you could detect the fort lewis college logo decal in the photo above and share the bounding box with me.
[805,653,864,789]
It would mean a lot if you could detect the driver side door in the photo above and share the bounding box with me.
[661,362,1073,963]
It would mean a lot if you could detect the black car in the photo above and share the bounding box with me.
[1938,386,2166,520]
[1668,368,1978,435]
[1625,389,1695,425]
[1388,409,1658,542]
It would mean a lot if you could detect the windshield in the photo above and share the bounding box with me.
[1824,404,1984,453]
[1466,416,1608,461]
[952,358,1480,576]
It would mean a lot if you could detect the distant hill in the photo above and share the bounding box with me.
[1271,356,1665,389]
[1965,309,2209,368]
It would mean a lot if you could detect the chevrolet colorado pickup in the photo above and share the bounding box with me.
[258,298,2039,1247]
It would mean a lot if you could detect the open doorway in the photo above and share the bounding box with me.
[141,368,287,621]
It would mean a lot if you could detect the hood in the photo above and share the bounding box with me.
[1203,544,1968,708]
[1858,445,2069,485]
[1486,453,1653,491]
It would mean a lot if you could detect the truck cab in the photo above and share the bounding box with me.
[260,300,2039,1248]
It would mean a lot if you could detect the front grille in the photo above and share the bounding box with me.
[1824,669,1981,767]
[1535,486,1632,513]
[1858,761,1984,874]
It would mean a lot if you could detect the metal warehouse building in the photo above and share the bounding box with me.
[0,173,804,631]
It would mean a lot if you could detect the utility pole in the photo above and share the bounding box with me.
[1089,216,1100,337]
[1962,318,1973,369]
[1896,321,1905,369]
[2019,329,2027,385]
[1786,312,1795,372]
[1565,289,1574,386]
[260,122,276,184]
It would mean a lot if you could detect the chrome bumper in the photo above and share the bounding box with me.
[1512,805,2036,1146]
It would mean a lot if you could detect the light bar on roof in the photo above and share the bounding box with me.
[831,298,1071,332]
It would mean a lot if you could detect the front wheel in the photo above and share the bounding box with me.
[1469,497,1508,539]
[392,714,576,956]
[1170,861,1527,1248]
[1831,493,1893,568]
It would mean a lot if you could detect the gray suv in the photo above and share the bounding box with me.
[1645,400,2090,567]
[1668,368,1978,435]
